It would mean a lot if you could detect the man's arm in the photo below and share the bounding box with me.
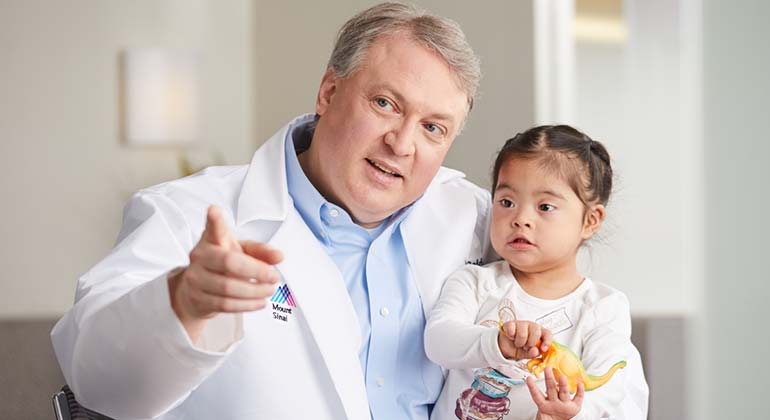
[51,193,281,419]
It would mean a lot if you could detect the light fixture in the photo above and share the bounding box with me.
[122,48,199,145]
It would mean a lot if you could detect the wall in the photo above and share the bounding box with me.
[0,0,257,317]
[572,0,702,316]
[702,0,770,418]
[252,0,535,188]
[0,0,701,323]
[0,0,534,318]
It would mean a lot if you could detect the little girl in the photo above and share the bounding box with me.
[425,125,648,420]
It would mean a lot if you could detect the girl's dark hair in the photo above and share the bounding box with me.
[491,125,613,208]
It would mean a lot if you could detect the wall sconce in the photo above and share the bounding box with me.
[122,49,199,145]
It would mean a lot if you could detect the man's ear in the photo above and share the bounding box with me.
[581,204,606,240]
[315,68,339,116]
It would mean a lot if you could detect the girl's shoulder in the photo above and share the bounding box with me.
[577,279,633,325]
[579,279,628,302]
[445,260,511,291]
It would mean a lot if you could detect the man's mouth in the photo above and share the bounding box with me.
[366,159,403,177]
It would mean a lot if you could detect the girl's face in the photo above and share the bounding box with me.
[490,157,604,274]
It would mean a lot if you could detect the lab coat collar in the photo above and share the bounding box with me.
[236,114,315,226]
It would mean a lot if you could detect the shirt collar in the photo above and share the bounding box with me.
[285,121,328,239]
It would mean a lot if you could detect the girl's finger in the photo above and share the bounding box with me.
[543,367,558,400]
[514,322,530,348]
[526,323,541,348]
[573,381,585,405]
[527,346,540,359]
[503,321,517,339]
[526,376,546,406]
[558,374,571,401]
[540,328,553,352]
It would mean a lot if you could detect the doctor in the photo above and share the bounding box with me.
[52,3,492,420]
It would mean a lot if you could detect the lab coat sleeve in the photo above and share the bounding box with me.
[572,292,649,420]
[51,190,244,419]
[424,267,511,371]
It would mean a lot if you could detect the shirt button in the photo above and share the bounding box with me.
[376,377,385,387]
[379,307,389,317]
[329,208,340,218]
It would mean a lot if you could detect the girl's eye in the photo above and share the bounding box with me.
[539,203,556,212]
[499,198,514,208]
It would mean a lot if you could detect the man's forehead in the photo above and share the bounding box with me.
[364,34,467,95]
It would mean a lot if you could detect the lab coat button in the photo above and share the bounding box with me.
[379,307,389,317]
[376,377,385,387]
[329,208,340,217]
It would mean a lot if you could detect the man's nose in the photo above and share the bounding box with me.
[383,123,417,156]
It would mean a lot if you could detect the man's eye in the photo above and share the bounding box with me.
[423,123,447,141]
[499,199,514,208]
[539,203,556,212]
[375,98,392,109]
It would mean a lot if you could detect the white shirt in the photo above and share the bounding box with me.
[425,261,649,420]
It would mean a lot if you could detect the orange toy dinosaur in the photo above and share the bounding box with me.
[526,341,626,393]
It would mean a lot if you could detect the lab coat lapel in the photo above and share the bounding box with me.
[237,114,315,226]
[268,209,370,420]
[402,174,477,318]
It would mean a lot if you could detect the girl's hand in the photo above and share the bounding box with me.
[498,320,552,360]
[527,367,584,420]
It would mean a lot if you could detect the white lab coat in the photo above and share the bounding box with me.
[51,114,495,420]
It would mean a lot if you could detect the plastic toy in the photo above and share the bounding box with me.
[526,341,626,392]
[499,321,626,393]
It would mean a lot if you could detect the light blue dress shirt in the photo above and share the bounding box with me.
[284,122,444,420]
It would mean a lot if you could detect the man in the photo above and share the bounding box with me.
[53,3,492,420]
[52,3,648,420]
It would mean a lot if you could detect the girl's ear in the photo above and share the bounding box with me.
[581,204,606,240]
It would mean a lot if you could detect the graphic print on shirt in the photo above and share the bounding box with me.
[457,299,520,420]
[479,298,516,329]
[269,283,296,323]
[535,307,573,336]
[456,300,577,419]
[455,368,521,420]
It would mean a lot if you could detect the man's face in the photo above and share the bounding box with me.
[304,33,469,227]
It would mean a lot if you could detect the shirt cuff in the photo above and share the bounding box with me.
[481,325,511,368]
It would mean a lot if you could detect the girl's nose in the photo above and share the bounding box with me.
[513,220,532,229]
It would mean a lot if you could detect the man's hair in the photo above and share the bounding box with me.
[328,2,481,109]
